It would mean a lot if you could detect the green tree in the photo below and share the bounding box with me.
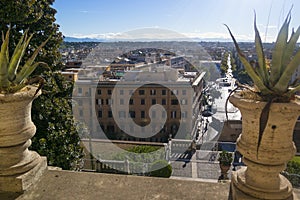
[220,52,229,77]
[0,0,83,169]
[220,51,236,77]
[231,51,252,84]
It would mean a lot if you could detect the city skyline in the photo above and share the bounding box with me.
[53,0,300,42]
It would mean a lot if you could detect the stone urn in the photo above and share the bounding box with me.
[229,93,300,199]
[0,86,47,192]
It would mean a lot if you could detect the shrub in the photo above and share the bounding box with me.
[149,160,172,178]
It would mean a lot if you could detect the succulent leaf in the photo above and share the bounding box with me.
[7,30,32,81]
[282,26,300,72]
[14,36,49,84]
[0,28,50,93]
[274,49,300,93]
[270,12,291,86]
[224,24,272,95]
[0,30,10,89]
[15,62,47,84]
[254,14,268,86]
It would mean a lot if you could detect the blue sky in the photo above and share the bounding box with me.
[53,0,300,42]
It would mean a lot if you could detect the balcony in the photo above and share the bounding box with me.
[1,168,232,200]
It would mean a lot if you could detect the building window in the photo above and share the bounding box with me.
[108,111,113,118]
[78,88,82,94]
[152,99,156,105]
[162,89,166,95]
[97,89,101,95]
[129,99,134,105]
[141,99,145,105]
[98,110,102,118]
[172,89,178,95]
[107,99,113,105]
[107,125,115,133]
[181,111,187,118]
[119,111,126,118]
[120,90,124,95]
[129,111,136,118]
[150,89,156,95]
[171,99,179,105]
[120,99,124,105]
[151,111,156,118]
[162,111,166,118]
[107,89,112,95]
[141,111,145,118]
[162,99,166,105]
[171,111,177,119]
[182,89,187,95]
[129,90,133,95]
[139,90,145,95]
[79,110,83,117]
[78,100,83,106]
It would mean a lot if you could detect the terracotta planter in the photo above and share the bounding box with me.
[219,164,230,180]
[0,86,47,192]
[229,93,300,199]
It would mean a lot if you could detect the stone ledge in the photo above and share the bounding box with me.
[2,169,231,200]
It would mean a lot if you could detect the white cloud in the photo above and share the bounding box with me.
[66,28,278,42]
[79,10,89,13]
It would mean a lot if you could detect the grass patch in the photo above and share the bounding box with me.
[291,156,300,164]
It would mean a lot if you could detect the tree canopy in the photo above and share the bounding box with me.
[0,0,83,170]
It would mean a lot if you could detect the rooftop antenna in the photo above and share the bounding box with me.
[278,0,287,32]
[264,0,273,43]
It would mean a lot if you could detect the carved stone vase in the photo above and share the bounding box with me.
[0,86,47,192]
[229,93,300,200]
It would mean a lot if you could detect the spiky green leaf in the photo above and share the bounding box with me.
[15,62,48,84]
[0,30,10,88]
[254,14,268,86]
[281,26,300,72]
[224,24,272,95]
[270,12,291,86]
[7,30,32,81]
[14,36,49,84]
[274,49,300,93]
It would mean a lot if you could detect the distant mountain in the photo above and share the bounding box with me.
[63,36,245,43]
[63,36,105,43]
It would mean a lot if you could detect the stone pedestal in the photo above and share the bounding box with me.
[0,86,47,192]
[0,156,47,192]
[229,94,300,200]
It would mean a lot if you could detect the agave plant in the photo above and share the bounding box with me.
[225,11,300,102]
[225,11,300,154]
[0,28,49,93]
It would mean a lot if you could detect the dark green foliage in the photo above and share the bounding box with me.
[283,160,300,187]
[127,145,160,153]
[31,72,84,170]
[0,0,83,169]
[149,160,172,178]
[286,160,300,175]
[112,145,164,163]
[218,150,233,166]
[220,51,236,77]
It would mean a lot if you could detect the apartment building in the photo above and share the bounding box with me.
[73,64,205,143]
